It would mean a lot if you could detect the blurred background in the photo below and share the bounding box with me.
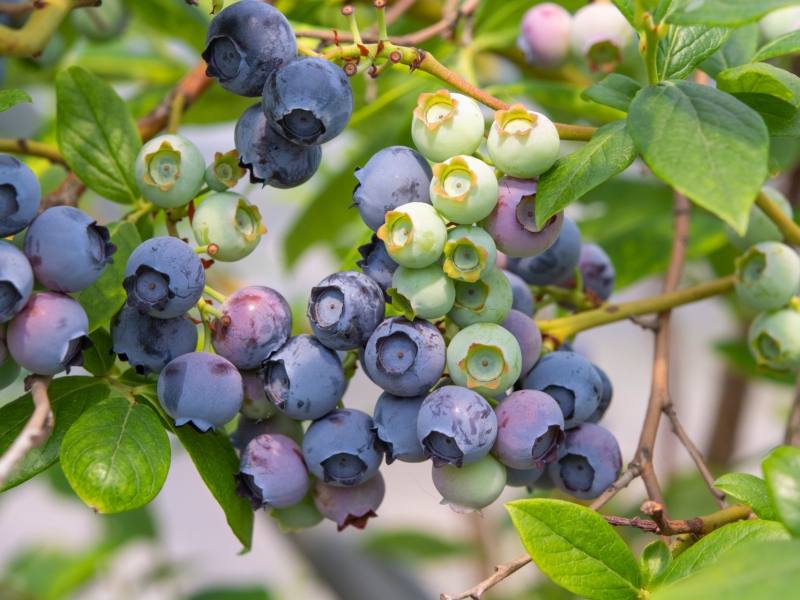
[1,0,799,599]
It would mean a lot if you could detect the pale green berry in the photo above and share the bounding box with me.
[205,149,247,192]
[447,322,522,397]
[448,267,513,328]
[430,155,499,224]
[735,242,800,311]
[191,192,267,262]
[487,103,560,178]
[377,202,447,268]
[748,308,800,372]
[725,187,794,252]
[442,225,497,282]
[388,263,455,321]
[431,453,507,515]
[411,90,485,163]
[134,134,206,208]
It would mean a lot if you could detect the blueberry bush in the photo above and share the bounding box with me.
[2,0,800,599]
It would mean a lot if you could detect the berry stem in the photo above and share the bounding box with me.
[166,92,187,135]
[203,285,228,304]
[530,283,599,313]
[198,301,223,320]
[123,201,156,223]
[755,188,800,245]
[197,301,214,353]
[341,5,363,45]
[374,0,388,41]
[471,151,493,166]
[297,42,322,57]
[0,138,65,165]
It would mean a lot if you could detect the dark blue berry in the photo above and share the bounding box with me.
[502,268,535,317]
[492,390,565,469]
[585,365,613,423]
[0,241,33,323]
[507,217,582,286]
[357,234,399,303]
[548,423,622,500]
[236,433,310,510]
[372,391,426,464]
[0,155,40,238]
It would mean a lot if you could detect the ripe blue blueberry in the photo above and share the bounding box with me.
[487,104,560,178]
[123,236,205,319]
[158,351,243,431]
[357,234,399,302]
[388,263,455,321]
[506,465,546,488]
[411,90,485,163]
[191,192,267,262]
[502,268,535,317]
[430,155,499,225]
[586,365,613,424]
[417,386,498,467]
[202,0,297,97]
[492,390,565,470]
[372,391,427,464]
[500,309,543,382]
[518,3,572,69]
[548,423,622,500]
[448,267,513,328]
[524,350,602,429]
[447,323,522,398]
[363,317,446,397]
[312,470,385,531]
[110,305,197,376]
[748,308,800,371]
[725,188,794,252]
[432,453,507,515]
[377,201,447,268]
[442,225,498,283]
[0,241,33,323]
[236,433,310,510]
[308,271,386,351]
[507,216,582,285]
[572,242,615,301]
[262,57,353,146]
[0,154,41,237]
[303,408,383,487]
[134,135,206,209]
[352,146,433,231]
[7,291,93,375]
[230,413,304,452]
[23,206,116,293]
[734,242,800,311]
[261,334,345,420]
[212,286,292,370]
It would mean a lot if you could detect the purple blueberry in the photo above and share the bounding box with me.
[123,237,205,319]
[308,271,385,351]
[211,286,292,370]
[492,390,565,470]
[548,423,622,500]
[260,335,345,421]
[506,465,546,488]
[157,351,243,431]
[236,433,310,510]
[524,350,602,429]
[352,146,433,231]
[559,242,615,301]
[302,408,383,487]
[372,391,426,464]
[0,241,33,323]
[230,413,304,451]
[507,217,582,286]
[586,365,613,424]
[357,234,398,302]
[7,291,93,375]
[432,454,507,515]
[0,154,41,237]
[518,3,572,69]
[502,268,535,317]
[500,309,542,381]
[312,470,385,531]
[417,386,498,468]
[110,305,198,376]
[363,317,446,397]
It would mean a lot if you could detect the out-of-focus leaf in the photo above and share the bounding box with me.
[581,75,642,113]
[122,0,209,51]
[82,327,116,376]
[362,530,478,563]
[762,446,800,536]
[713,473,779,520]
[700,24,758,79]
[612,0,636,26]
[666,0,798,26]
[0,89,32,113]
[656,26,733,80]
[188,588,271,600]
[713,339,796,385]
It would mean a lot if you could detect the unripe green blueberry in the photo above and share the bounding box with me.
[191,192,266,262]
[389,263,455,321]
[411,90,485,163]
[735,242,800,311]
[134,135,206,208]
[447,322,522,397]
[448,267,513,328]
[431,453,507,515]
[443,225,497,282]
[725,188,794,252]
[69,0,128,42]
[205,149,247,192]
[377,202,447,268]
[748,308,800,371]
[430,155,499,224]
[487,104,560,178]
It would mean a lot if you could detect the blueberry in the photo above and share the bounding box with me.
[69,0,128,42]
[443,225,498,282]
[500,309,542,381]
[507,217,582,285]
[235,103,322,189]
[262,57,353,146]
[205,150,247,192]
[725,187,794,252]
[430,155,499,225]
[260,334,345,420]
[0,322,8,366]
[352,146,433,231]
[524,350,602,429]
[569,3,634,70]
[212,286,292,370]
[202,0,297,97]
[134,135,206,209]
[500,268,534,317]
[230,413,304,451]
[7,291,93,375]
[363,317,446,397]
[123,237,205,319]
[191,192,267,262]
[432,453,507,514]
[448,268,513,329]
[236,433,310,510]
[0,241,33,323]
[388,263,455,321]
[482,177,564,258]
[548,423,622,500]
[357,234,399,302]
[372,391,426,464]
[376,201,447,268]
[487,104,560,178]
[748,308,800,371]
[239,369,278,420]
[568,243,616,301]
[308,271,386,351]
[506,465,546,488]
[734,242,800,311]
[303,408,383,487]
[447,323,522,398]
[492,390,565,470]
[23,206,116,293]
[158,351,243,431]
[312,470,385,530]
[0,154,41,237]
[586,365,613,423]
[518,3,572,69]
[417,386,498,467]
[110,305,198,376]
[411,90,485,163]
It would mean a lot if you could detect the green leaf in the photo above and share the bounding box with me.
[76,220,141,332]
[0,89,33,113]
[651,540,800,599]
[507,498,641,599]
[656,520,790,587]
[55,66,141,205]
[654,0,675,24]
[732,93,800,137]
[611,0,636,25]
[189,588,271,600]
[762,446,800,536]
[656,26,733,80]
[638,541,671,589]
[581,75,642,112]
[60,398,169,513]
[699,24,758,78]
[713,473,779,521]
[717,62,800,106]
[81,327,116,376]
[752,30,800,62]
[627,80,769,234]
[666,0,799,26]
[362,530,478,563]
[122,0,210,51]
[536,121,637,227]
[0,377,112,491]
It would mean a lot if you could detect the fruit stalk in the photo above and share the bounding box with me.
[0,138,65,165]
[755,188,800,245]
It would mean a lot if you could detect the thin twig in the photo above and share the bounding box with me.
[0,138,65,165]
[0,0,36,17]
[785,374,800,447]
[439,554,532,600]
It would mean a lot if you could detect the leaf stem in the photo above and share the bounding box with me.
[755,189,800,245]
[0,138,65,164]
